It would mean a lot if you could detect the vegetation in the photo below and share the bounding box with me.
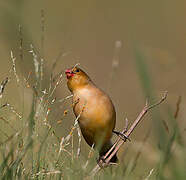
[0,45,185,180]
[0,4,185,179]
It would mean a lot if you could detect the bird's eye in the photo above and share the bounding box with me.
[75,69,80,73]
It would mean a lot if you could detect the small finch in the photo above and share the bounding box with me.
[65,66,117,162]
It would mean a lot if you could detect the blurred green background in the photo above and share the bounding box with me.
[0,0,186,179]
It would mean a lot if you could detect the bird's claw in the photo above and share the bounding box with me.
[112,130,131,142]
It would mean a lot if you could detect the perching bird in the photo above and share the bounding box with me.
[65,66,118,162]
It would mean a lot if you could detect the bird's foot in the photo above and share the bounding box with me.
[97,156,106,167]
[112,130,131,142]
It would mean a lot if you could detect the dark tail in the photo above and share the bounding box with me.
[99,141,118,163]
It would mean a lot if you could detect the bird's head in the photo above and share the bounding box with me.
[65,66,91,92]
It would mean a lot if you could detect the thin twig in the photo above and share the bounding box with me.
[57,103,85,161]
[107,91,168,162]
[19,25,23,61]
[10,51,20,84]
[40,9,45,87]
[89,91,168,176]
[174,96,181,119]
[107,40,122,91]
[0,77,8,98]
[144,168,154,180]
[76,125,82,158]
[48,73,63,99]
[57,95,73,104]
[162,119,169,134]
[29,44,39,80]
[83,143,95,169]
[49,51,71,93]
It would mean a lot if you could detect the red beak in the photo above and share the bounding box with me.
[65,69,74,79]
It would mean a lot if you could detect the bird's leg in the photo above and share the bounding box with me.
[112,130,131,142]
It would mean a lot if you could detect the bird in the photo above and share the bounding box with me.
[65,65,118,163]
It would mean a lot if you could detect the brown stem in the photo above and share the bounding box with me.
[174,96,181,119]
